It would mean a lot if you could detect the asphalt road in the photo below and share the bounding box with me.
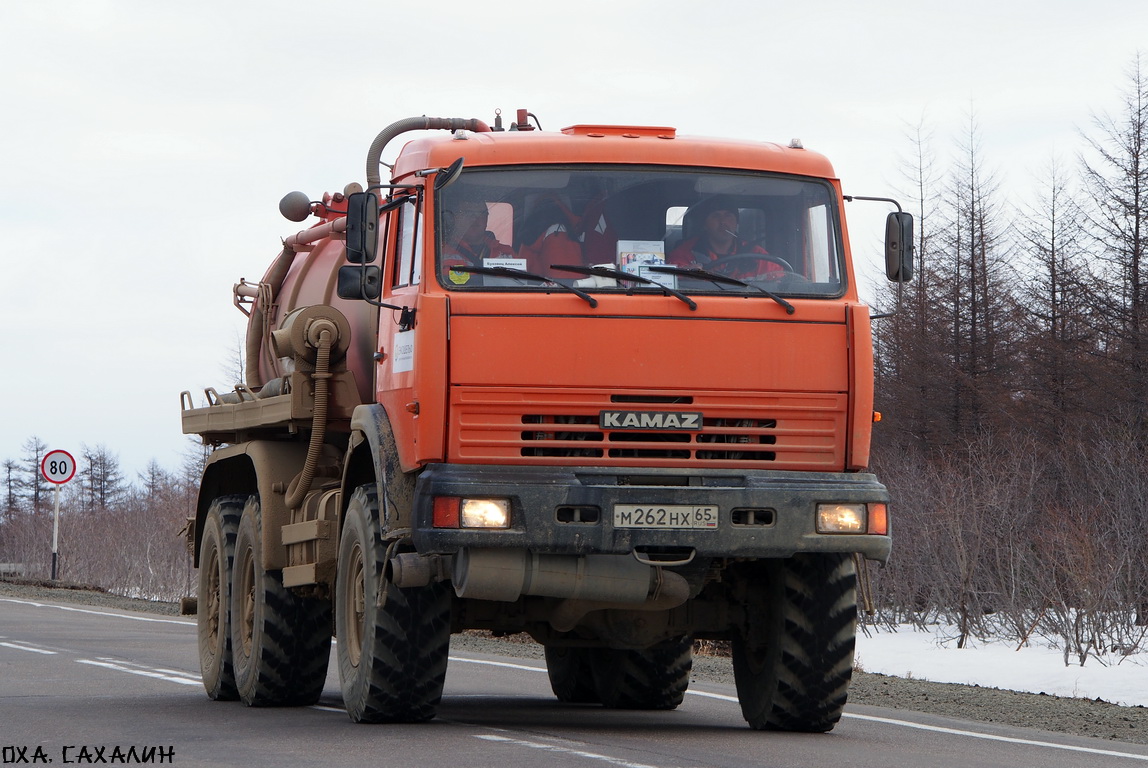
[2,596,1146,768]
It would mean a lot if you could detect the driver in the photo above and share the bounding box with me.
[667,197,783,279]
[443,199,515,263]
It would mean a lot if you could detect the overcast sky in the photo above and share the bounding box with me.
[2,0,1145,481]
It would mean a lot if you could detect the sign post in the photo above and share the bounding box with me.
[41,449,76,581]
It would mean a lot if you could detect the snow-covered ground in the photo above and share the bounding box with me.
[856,624,1148,708]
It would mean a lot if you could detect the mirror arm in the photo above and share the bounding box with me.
[365,183,418,193]
[843,195,903,212]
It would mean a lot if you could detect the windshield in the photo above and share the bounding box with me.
[436,166,845,298]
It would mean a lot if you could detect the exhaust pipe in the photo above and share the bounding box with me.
[390,548,691,633]
[452,548,659,603]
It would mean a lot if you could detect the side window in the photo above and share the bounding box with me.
[412,203,423,286]
[805,203,838,283]
[664,206,687,247]
[486,202,514,248]
[393,198,421,288]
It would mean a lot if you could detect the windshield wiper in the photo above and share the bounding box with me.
[646,265,795,315]
[549,265,697,310]
[448,265,598,307]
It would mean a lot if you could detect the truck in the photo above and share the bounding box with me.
[180,108,913,732]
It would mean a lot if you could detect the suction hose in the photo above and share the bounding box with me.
[285,327,332,511]
[365,116,491,187]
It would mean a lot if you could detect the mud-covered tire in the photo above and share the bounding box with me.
[591,636,693,710]
[336,485,451,723]
[231,496,333,707]
[732,553,856,732]
[197,495,246,701]
[544,645,600,704]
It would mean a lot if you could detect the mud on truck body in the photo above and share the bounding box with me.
[181,109,913,731]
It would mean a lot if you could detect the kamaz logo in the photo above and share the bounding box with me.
[600,411,704,430]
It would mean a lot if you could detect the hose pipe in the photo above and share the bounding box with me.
[285,327,332,511]
[365,116,492,187]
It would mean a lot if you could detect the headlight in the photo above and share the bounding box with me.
[460,499,510,528]
[433,497,511,528]
[816,503,866,533]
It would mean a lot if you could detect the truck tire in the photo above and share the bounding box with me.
[544,645,600,704]
[196,494,246,701]
[591,636,693,710]
[231,496,333,707]
[336,485,451,723]
[732,553,856,732]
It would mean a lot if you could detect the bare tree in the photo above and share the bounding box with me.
[933,110,1022,441]
[3,458,19,520]
[1081,53,1148,437]
[19,436,50,515]
[223,330,247,388]
[873,115,951,454]
[79,444,126,513]
[1014,157,1103,441]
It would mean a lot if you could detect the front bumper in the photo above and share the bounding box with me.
[412,464,891,563]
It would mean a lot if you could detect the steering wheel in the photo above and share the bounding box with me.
[706,252,796,278]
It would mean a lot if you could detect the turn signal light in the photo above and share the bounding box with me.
[867,503,888,535]
[433,497,460,528]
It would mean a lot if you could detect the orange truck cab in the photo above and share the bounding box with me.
[183,109,913,732]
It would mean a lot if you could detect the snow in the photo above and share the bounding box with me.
[856,624,1148,708]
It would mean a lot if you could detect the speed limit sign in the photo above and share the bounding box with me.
[41,449,76,485]
[41,449,75,581]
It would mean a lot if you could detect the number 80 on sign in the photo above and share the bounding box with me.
[41,450,76,485]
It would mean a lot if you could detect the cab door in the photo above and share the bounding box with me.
[376,192,424,469]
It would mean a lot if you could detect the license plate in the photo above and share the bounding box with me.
[613,505,718,529]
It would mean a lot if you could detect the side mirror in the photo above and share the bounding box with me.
[345,191,380,264]
[434,157,465,191]
[337,265,381,300]
[885,212,914,282]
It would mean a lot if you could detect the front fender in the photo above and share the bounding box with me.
[345,404,416,532]
[194,441,311,571]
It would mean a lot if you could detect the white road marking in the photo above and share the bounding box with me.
[683,690,734,702]
[6,600,1145,762]
[845,712,1148,762]
[475,734,671,768]
[0,640,57,655]
[449,656,544,673]
[0,597,194,626]
[92,657,201,682]
[451,658,1148,762]
[77,658,201,686]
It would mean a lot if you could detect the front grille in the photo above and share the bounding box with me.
[451,387,846,470]
[521,415,777,461]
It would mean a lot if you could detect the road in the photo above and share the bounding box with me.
[2,596,1146,768]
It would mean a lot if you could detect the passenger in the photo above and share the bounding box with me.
[518,195,585,273]
[667,197,784,279]
[518,193,616,273]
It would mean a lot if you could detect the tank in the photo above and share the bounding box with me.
[242,191,378,407]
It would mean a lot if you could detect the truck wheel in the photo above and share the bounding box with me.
[544,645,600,704]
[336,485,451,723]
[732,553,856,732]
[231,496,333,707]
[591,636,693,710]
[196,495,246,701]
